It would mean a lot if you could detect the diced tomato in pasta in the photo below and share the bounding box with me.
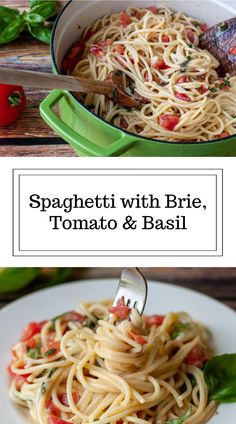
[175,92,191,102]
[218,132,229,139]
[61,41,85,73]
[47,416,70,424]
[26,337,37,349]
[90,46,105,59]
[229,47,236,55]
[176,76,189,84]
[152,57,170,70]
[59,392,80,407]
[186,29,199,46]
[131,10,142,19]
[162,35,170,42]
[144,315,165,326]
[198,85,208,94]
[159,114,180,131]
[97,39,113,48]
[120,119,128,129]
[63,311,85,324]
[21,321,47,342]
[15,375,29,391]
[120,11,131,27]
[84,29,94,41]
[200,23,209,32]
[46,400,60,417]
[108,305,130,320]
[115,45,125,55]
[184,345,209,368]
[41,341,61,357]
[146,6,158,14]
[129,331,148,345]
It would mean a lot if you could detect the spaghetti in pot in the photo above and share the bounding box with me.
[8,299,218,424]
[62,6,236,142]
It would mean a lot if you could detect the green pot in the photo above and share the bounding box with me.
[40,0,236,157]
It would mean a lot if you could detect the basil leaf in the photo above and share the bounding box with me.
[165,409,191,424]
[0,18,24,45]
[30,2,57,20]
[204,354,236,403]
[24,13,45,24]
[41,382,47,394]
[28,24,52,44]
[0,6,20,23]
[170,323,191,340]
[44,348,57,356]
[27,348,40,359]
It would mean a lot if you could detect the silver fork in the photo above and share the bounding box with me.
[112,268,148,315]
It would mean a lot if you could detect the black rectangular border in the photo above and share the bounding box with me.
[12,168,223,257]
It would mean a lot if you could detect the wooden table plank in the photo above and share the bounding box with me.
[0,0,74,155]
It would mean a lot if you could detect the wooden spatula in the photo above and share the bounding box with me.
[0,67,141,109]
[199,17,236,76]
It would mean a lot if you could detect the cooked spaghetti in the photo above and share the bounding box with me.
[62,6,236,142]
[8,299,218,424]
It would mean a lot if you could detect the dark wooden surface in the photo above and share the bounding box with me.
[0,0,76,156]
[1,268,236,311]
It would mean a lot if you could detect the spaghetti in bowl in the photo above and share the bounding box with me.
[61,5,236,143]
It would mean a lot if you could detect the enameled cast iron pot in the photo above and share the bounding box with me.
[40,0,236,156]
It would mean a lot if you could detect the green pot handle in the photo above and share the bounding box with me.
[40,90,136,157]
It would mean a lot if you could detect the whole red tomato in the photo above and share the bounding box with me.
[0,84,26,127]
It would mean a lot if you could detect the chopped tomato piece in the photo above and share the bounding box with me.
[108,305,130,320]
[26,337,37,349]
[15,375,28,391]
[229,46,236,55]
[61,41,85,73]
[21,321,46,342]
[144,315,165,326]
[84,29,94,41]
[184,344,209,368]
[198,85,208,94]
[162,35,170,42]
[176,76,189,84]
[200,23,209,32]
[197,74,206,82]
[152,57,170,70]
[7,363,15,378]
[131,10,142,19]
[175,92,191,102]
[186,29,199,46]
[115,44,125,55]
[41,341,60,357]
[63,311,85,324]
[59,392,80,407]
[144,71,150,81]
[159,114,180,131]
[129,331,148,345]
[218,132,229,139]
[47,416,70,424]
[120,11,131,27]
[97,39,113,48]
[146,6,158,14]
[117,421,123,424]
[90,46,105,59]
[46,400,60,417]
[120,119,128,129]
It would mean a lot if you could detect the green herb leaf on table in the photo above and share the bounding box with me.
[0,18,24,45]
[204,354,236,403]
[24,13,45,24]
[165,409,191,424]
[30,0,57,10]
[30,2,57,20]
[28,24,52,44]
[0,6,20,22]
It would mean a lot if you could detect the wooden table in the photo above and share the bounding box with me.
[0,0,76,156]
[1,268,236,311]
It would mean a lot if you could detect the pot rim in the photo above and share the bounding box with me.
[51,0,235,146]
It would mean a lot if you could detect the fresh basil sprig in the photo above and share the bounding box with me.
[0,0,58,46]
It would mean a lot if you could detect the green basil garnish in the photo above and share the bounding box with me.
[44,348,57,357]
[27,348,40,359]
[165,409,191,424]
[170,322,191,339]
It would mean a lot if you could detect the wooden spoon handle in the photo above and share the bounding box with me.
[199,17,236,76]
[0,67,113,96]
